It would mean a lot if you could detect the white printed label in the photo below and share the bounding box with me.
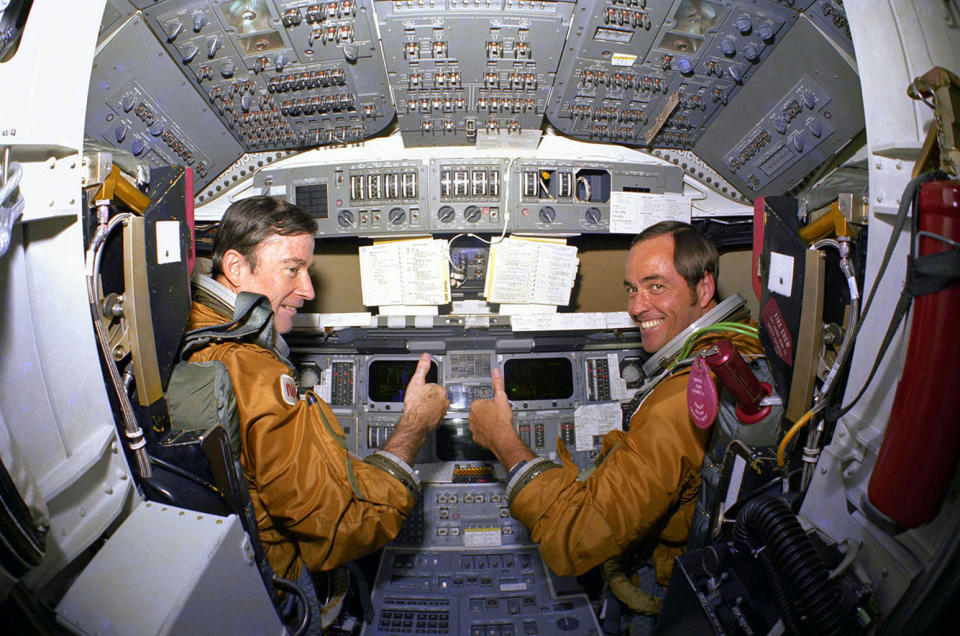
[156,221,181,265]
[463,528,502,547]
[574,403,623,451]
[609,192,691,234]
[768,252,795,296]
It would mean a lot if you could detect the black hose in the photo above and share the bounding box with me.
[274,575,312,636]
[756,547,801,634]
[733,497,847,635]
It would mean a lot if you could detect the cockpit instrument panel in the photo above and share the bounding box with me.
[293,326,643,477]
[291,325,641,634]
[367,358,439,403]
[88,0,860,201]
[255,157,683,236]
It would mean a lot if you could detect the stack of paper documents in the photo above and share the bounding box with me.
[484,237,580,306]
[359,238,451,307]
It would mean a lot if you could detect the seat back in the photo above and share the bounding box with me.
[688,353,784,549]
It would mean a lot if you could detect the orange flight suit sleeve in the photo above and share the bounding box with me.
[204,341,416,576]
[509,372,710,581]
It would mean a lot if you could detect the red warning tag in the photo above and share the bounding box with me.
[687,357,718,429]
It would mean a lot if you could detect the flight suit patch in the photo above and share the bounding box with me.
[280,374,298,405]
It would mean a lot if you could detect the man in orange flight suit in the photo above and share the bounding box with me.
[186,196,449,629]
[470,221,767,633]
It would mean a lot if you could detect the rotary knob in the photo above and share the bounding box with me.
[337,210,355,227]
[584,207,602,225]
[463,205,482,223]
[437,205,456,224]
[388,207,406,225]
[539,206,557,224]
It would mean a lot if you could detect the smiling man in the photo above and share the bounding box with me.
[625,222,718,353]
[184,196,448,629]
[470,221,766,632]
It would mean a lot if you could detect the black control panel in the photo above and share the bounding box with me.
[365,547,599,635]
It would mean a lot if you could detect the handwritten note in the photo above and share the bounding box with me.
[485,237,579,306]
[359,238,451,307]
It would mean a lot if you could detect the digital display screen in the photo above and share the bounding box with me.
[367,359,439,402]
[294,183,329,219]
[436,419,496,462]
[503,357,574,401]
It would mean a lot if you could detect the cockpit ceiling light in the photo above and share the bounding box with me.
[221,0,272,35]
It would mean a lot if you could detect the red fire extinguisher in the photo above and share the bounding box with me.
[867,178,960,530]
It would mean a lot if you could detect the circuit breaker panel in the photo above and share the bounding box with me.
[375,0,576,147]
[545,0,799,150]
[137,0,395,151]
[86,16,245,193]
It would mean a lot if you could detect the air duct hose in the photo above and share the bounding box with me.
[733,497,846,635]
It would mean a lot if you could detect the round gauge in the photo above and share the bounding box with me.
[620,358,644,389]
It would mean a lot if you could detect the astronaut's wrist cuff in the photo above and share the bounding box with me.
[505,457,560,505]
[364,450,421,497]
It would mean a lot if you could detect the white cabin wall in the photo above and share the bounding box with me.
[0,0,140,593]
[800,0,960,623]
